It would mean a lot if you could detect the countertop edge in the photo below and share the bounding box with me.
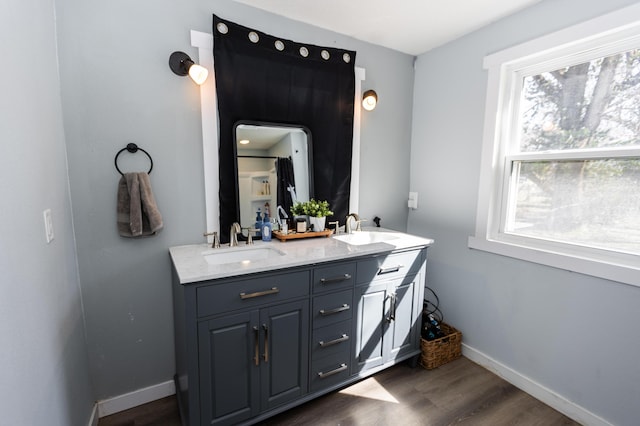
[170,228,434,285]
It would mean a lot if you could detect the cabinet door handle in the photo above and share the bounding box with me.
[386,293,396,323]
[253,326,259,366]
[378,265,403,275]
[319,304,350,316]
[320,274,351,284]
[239,287,279,299]
[262,324,269,363]
[319,334,349,347]
[391,292,397,321]
[317,363,348,379]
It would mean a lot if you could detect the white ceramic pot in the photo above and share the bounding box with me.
[309,216,326,232]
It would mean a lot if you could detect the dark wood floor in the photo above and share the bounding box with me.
[98,357,580,426]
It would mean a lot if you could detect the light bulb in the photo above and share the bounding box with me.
[188,64,208,85]
[362,90,377,111]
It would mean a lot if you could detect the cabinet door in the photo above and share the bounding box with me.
[385,274,419,362]
[353,281,388,373]
[260,299,309,411]
[353,274,421,374]
[198,310,260,426]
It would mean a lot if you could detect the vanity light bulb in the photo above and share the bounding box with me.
[239,139,250,145]
[362,90,378,111]
[188,64,209,85]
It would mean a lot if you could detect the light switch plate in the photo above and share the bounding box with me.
[44,209,54,243]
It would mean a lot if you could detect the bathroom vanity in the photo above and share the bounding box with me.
[170,229,433,426]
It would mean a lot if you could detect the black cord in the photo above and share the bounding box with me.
[423,286,443,324]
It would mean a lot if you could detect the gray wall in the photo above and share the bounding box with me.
[55,0,415,399]
[409,0,640,424]
[0,0,95,424]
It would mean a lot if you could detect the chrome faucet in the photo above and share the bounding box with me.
[244,227,258,245]
[329,220,340,235]
[230,222,241,247]
[345,213,360,234]
[203,231,220,248]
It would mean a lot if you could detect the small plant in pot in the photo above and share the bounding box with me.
[290,199,333,232]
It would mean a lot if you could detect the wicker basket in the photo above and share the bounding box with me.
[420,322,462,370]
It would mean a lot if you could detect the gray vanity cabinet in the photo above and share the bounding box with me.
[172,245,428,426]
[175,269,310,426]
[353,249,425,374]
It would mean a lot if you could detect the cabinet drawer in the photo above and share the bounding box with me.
[310,351,351,393]
[312,289,353,329]
[311,320,352,361]
[196,270,310,317]
[312,262,356,294]
[356,250,423,285]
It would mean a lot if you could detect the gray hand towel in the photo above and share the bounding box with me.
[117,172,163,237]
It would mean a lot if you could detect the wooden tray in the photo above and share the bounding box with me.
[273,229,333,242]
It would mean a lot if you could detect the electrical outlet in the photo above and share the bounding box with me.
[43,209,54,243]
[408,192,418,209]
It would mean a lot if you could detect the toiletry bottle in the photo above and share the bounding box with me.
[254,208,262,238]
[296,217,307,233]
[262,211,272,241]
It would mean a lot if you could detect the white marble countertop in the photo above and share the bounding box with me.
[169,227,434,284]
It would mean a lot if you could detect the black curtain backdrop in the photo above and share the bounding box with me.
[213,14,355,242]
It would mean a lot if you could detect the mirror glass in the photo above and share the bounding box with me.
[235,122,313,229]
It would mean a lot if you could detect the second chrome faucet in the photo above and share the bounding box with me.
[229,222,241,247]
[345,213,366,234]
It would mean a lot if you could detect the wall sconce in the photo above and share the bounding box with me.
[362,90,378,111]
[169,51,208,85]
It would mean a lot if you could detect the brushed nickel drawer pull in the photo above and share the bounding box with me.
[239,287,279,299]
[319,304,350,316]
[319,334,349,347]
[317,363,348,379]
[378,265,403,275]
[320,273,352,284]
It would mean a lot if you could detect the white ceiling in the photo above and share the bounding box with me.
[232,0,542,55]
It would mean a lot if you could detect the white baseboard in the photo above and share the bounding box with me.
[87,404,99,426]
[91,347,610,424]
[96,380,175,418]
[462,343,612,426]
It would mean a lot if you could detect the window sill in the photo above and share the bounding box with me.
[468,235,640,288]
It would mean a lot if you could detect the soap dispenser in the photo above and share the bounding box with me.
[254,208,262,238]
[261,211,272,241]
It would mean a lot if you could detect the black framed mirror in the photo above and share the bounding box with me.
[234,121,313,231]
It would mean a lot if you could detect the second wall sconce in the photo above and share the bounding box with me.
[169,51,208,85]
[362,89,378,111]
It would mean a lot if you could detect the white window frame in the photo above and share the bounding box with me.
[469,4,640,288]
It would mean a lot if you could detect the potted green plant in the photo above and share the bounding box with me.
[290,199,333,231]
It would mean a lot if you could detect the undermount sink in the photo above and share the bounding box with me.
[333,231,400,246]
[203,246,285,265]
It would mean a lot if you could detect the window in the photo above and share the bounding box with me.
[470,5,640,287]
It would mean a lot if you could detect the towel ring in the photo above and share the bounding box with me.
[114,143,153,176]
